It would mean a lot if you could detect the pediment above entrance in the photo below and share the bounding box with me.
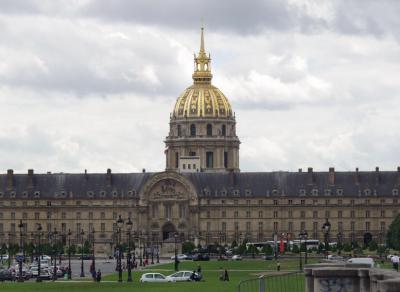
[139,171,198,205]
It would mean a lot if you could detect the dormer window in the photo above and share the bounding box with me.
[312,189,319,196]
[34,191,40,198]
[112,191,118,198]
[336,189,344,196]
[245,189,252,196]
[0,192,3,198]
[272,189,278,196]
[393,189,399,196]
[324,189,331,196]
[364,189,371,196]
[22,192,28,198]
[220,189,227,196]
[10,192,16,198]
[299,189,306,196]
[233,189,240,196]
[100,191,106,198]
[87,191,94,198]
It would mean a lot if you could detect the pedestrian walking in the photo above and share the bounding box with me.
[96,269,102,282]
[224,269,229,281]
[391,255,399,271]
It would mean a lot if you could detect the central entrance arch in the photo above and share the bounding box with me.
[162,222,177,241]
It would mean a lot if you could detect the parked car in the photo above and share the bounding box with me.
[232,255,242,260]
[347,257,374,268]
[192,253,210,261]
[140,273,175,283]
[170,254,190,261]
[0,269,12,281]
[263,255,274,260]
[166,271,202,282]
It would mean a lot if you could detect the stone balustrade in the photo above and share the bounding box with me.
[305,262,400,292]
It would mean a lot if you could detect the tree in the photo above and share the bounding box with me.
[231,241,237,249]
[387,214,400,250]
[343,243,352,252]
[368,241,378,251]
[182,241,195,254]
[292,245,300,253]
[262,244,273,255]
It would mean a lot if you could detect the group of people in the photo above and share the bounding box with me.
[89,264,102,282]
[391,254,400,271]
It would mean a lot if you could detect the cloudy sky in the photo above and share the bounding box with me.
[0,0,399,174]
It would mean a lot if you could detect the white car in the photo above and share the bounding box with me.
[40,255,51,261]
[166,271,200,282]
[347,257,375,268]
[232,255,242,260]
[170,254,188,261]
[140,273,175,283]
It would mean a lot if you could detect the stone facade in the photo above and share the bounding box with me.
[0,28,399,256]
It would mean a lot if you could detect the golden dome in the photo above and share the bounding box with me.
[172,27,233,119]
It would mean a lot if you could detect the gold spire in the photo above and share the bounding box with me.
[192,26,212,84]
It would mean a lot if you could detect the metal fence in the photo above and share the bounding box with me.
[237,272,304,292]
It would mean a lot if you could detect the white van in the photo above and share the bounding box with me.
[347,257,375,268]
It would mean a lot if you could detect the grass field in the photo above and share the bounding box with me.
[0,259,310,292]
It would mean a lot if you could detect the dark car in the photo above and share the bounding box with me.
[0,269,12,281]
[192,253,210,261]
[78,254,93,260]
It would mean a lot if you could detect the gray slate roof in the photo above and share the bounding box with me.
[0,169,399,199]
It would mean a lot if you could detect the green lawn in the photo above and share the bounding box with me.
[0,259,308,292]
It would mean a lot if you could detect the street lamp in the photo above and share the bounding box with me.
[337,232,343,256]
[80,229,85,277]
[36,223,43,282]
[299,229,308,270]
[139,231,143,267]
[67,229,72,280]
[18,220,24,282]
[91,228,96,276]
[126,217,133,282]
[52,228,58,281]
[116,215,124,283]
[322,218,331,258]
[156,239,160,264]
[174,232,179,271]
[151,235,154,265]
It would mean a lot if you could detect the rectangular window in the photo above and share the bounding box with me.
[288,210,293,218]
[61,212,66,219]
[35,212,40,220]
[234,211,238,218]
[206,151,214,168]
[350,210,355,218]
[222,222,227,232]
[288,221,293,232]
[273,222,278,232]
[222,211,226,218]
[273,200,278,205]
[380,221,386,231]
[301,221,306,231]
[46,212,51,219]
[89,212,93,220]
[325,211,330,218]
[22,212,27,220]
[101,223,105,233]
[61,223,66,233]
[246,211,250,218]
[313,211,318,219]
[301,200,305,205]
[175,152,179,168]
[338,222,343,232]
[366,221,370,232]
[273,211,278,218]
[101,212,106,220]
[300,211,305,219]
[11,212,15,220]
[76,212,81,220]
[351,221,355,231]
[206,222,211,232]
[313,222,318,231]
[246,222,251,232]
[288,200,293,205]
[224,151,228,168]
[338,211,342,218]
[258,211,263,218]
[365,210,370,218]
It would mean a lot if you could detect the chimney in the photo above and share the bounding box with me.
[375,166,380,184]
[328,167,335,185]
[106,168,112,186]
[307,167,314,185]
[84,169,88,180]
[397,166,400,185]
[142,168,146,173]
[354,167,360,185]
[6,169,14,189]
[298,168,302,173]
[27,169,34,188]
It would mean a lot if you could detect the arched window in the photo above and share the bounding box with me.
[190,124,196,136]
[177,125,181,137]
[206,124,212,136]
[222,124,226,136]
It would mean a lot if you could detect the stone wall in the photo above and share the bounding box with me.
[305,263,400,292]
